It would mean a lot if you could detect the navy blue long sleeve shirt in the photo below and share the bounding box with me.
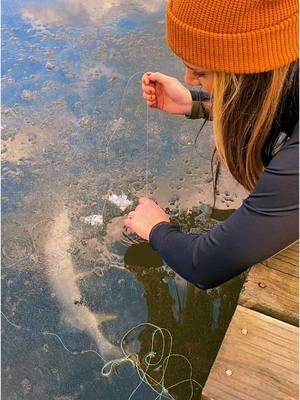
[149,107,299,289]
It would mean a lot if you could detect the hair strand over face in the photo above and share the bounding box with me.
[211,61,298,191]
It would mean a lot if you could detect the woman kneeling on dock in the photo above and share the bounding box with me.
[124,0,299,289]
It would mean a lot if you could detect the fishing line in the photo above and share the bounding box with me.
[2,72,203,399]
[96,74,202,398]
[2,311,202,399]
[146,102,149,197]
[101,70,146,221]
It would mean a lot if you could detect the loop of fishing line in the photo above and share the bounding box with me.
[2,313,202,399]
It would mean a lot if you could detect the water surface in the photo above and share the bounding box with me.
[2,1,244,399]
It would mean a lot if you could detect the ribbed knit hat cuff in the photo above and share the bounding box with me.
[166,3,299,73]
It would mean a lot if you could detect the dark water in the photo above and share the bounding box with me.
[2,1,244,399]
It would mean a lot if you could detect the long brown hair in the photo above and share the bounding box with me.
[211,60,299,192]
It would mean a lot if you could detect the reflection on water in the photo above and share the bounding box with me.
[2,1,245,399]
[21,0,164,28]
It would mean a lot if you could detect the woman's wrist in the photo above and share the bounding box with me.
[181,87,193,115]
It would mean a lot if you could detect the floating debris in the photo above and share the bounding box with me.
[79,115,96,130]
[108,193,132,211]
[28,55,38,62]
[82,215,103,226]
[21,378,32,395]
[46,61,56,70]
[21,89,38,100]
[43,344,49,352]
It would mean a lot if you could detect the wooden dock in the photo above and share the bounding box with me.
[202,242,299,400]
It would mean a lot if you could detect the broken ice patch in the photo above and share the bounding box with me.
[108,193,132,211]
[81,215,103,226]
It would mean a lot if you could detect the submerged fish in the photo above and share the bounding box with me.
[44,208,119,358]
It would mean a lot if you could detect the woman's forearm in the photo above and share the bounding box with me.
[150,123,299,289]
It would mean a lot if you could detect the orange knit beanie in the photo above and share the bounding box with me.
[166,0,299,73]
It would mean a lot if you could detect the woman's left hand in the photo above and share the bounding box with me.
[124,197,170,240]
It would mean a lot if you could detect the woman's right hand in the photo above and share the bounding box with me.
[141,72,192,115]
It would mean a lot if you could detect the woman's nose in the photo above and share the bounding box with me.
[184,68,200,86]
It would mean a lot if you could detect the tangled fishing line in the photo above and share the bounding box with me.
[2,311,202,399]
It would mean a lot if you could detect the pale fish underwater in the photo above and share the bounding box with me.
[43,208,120,358]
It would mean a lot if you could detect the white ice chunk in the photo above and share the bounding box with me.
[82,215,103,226]
[108,193,132,211]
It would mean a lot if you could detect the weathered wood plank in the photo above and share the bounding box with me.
[202,306,299,400]
[239,263,299,326]
[262,242,299,277]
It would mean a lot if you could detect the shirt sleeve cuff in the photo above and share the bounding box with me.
[190,89,211,102]
[149,222,181,251]
[185,101,208,119]
[185,89,212,120]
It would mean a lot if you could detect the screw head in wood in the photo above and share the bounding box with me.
[225,369,233,376]
[241,328,248,335]
[258,282,266,288]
